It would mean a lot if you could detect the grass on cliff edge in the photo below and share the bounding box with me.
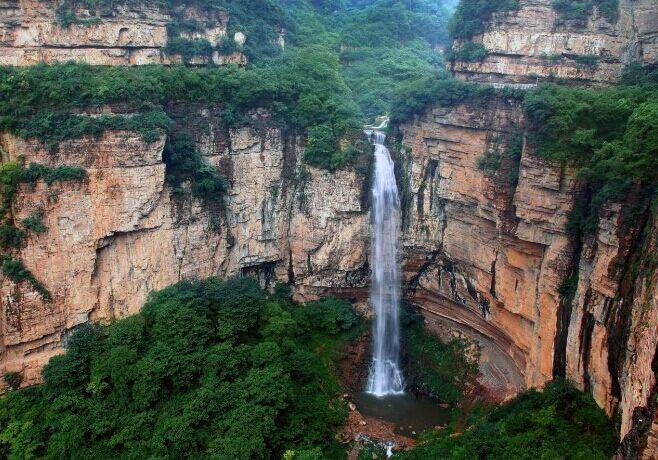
[0,54,362,171]
[0,278,361,459]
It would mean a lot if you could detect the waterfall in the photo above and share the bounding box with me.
[366,130,404,397]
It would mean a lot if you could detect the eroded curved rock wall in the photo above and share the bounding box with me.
[395,96,658,455]
[396,97,577,394]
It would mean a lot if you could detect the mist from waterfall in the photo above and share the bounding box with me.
[366,130,404,397]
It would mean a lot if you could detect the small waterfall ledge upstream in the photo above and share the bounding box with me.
[365,130,404,397]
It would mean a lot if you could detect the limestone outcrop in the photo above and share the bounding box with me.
[0,0,247,65]
[0,110,370,390]
[451,0,658,84]
[395,97,657,455]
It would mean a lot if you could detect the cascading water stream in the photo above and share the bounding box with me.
[366,130,404,397]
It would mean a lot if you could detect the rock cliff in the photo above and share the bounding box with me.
[0,108,371,390]
[0,0,247,65]
[395,96,657,456]
[451,0,658,84]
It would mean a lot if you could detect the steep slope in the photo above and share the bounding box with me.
[395,0,658,453]
[0,0,278,65]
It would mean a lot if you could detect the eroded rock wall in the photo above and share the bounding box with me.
[396,97,576,396]
[0,0,246,65]
[451,0,658,84]
[396,96,657,455]
[0,109,370,390]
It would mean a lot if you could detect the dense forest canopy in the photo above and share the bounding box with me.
[0,279,361,458]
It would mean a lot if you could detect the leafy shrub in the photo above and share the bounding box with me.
[389,73,503,124]
[0,162,25,213]
[0,277,361,458]
[446,42,488,62]
[16,110,170,150]
[0,161,84,299]
[1,254,51,300]
[0,221,24,249]
[339,0,450,48]
[396,380,619,459]
[3,373,22,390]
[572,54,600,68]
[476,134,523,186]
[163,132,227,204]
[22,163,87,185]
[165,37,214,63]
[301,297,358,334]
[22,211,47,234]
[401,304,479,404]
[476,150,502,172]
[523,76,658,233]
[304,123,338,169]
[552,0,618,23]
[0,56,362,170]
[339,40,442,122]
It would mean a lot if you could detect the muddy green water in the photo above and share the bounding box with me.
[353,391,451,438]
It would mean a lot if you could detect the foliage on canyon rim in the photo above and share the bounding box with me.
[163,132,228,204]
[1,0,455,170]
[447,0,520,39]
[0,277,361,459]
[552,0,619,24]
[0,53,361,171]
[445,41,489,63]
[524,64,658,234]
[388,72,521,124]
[56,0,287,61]
[396,379,619,459]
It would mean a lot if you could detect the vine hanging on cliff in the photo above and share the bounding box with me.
[0,160,87,300]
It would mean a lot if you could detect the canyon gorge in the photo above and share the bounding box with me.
[0,0,657,457]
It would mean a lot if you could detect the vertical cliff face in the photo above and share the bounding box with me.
[451,0,658,84]
[395,97,657,451]
[399,0,658,453]
[396,98,576,398]
[0,108,370,390]
[0,0,247,65]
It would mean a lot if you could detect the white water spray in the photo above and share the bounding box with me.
[366,130,404,397]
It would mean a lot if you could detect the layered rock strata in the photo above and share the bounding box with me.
[451,0,658,84]
[0,0,247,65]
[396,97,657,455]
[0,109,370,390]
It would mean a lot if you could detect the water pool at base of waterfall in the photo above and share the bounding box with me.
[353,391,451,439]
